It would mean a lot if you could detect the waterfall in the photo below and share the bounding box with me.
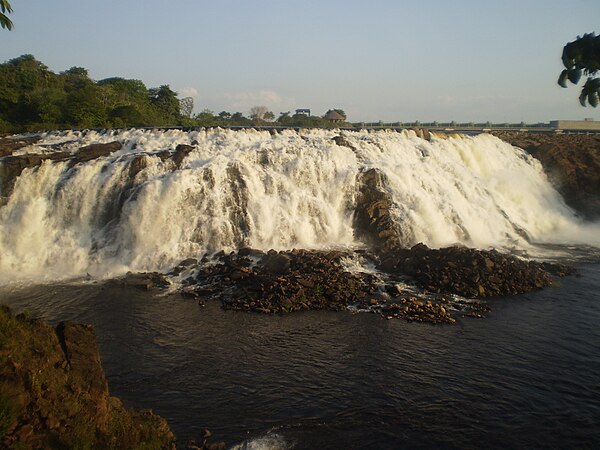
[0,128,597,282]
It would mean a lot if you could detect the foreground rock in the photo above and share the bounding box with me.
[0,305,176,449]
[493,131,600,219]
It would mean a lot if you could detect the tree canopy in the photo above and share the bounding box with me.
[0,55,185,132]
[558,32,600,107]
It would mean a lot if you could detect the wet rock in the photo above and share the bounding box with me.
[261,252,292,275]
[74,141,122,163]
[377,244,562,298]
[0,135,41,157]
[0,141,121,199]
[179,249,378,315]
[409,128,431,141]
[332,135,355,149]
[111,272,171,290]
[354,168,405,251]
[382,296,455,324]
[238,247,266,258]
[172,143,195,167]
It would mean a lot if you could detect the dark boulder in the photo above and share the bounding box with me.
[377,244,564,298]
[354,168,405,251]
[0,141,121,199]
[260,252,292,275]
[0,136,41,157]
[74,141,122,163]
[172,144,195,167]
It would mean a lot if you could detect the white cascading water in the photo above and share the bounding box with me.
[0,128,598,282]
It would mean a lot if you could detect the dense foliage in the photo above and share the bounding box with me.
[0,55,187,132]
[558,32,600,107]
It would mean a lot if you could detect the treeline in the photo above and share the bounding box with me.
[0,55,349,133]
[192,109,347,128]
[0,55,183,132]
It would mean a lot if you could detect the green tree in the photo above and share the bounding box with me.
[558,32,600,107]
[1,0,13,30]
[217,111,232,121]
[148,85,180,123]
[194,108,216,126]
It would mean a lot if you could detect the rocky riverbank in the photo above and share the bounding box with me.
[492,131,600,219]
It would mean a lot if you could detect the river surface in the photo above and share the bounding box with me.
[1,262,599,449]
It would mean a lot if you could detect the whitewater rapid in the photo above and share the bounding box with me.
[0,128,597,282]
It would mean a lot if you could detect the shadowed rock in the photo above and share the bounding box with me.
[378,243,563,298]
[354,168,405,251]
[0,306,176,449]
[0,136,42,157]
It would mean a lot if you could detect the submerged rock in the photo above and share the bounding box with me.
[0,305,176,449]
[109,271,171,290]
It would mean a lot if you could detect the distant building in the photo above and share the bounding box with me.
[295,108,311,116]
[549,119,600,131]
[323,110,345,123]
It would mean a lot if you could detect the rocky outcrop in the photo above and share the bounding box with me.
[492,131,600,219]
[182,249,381,314]
[0,136,42,157]
[74,141,123,163]
[354,168,405,251]
[171,144,195,168]
[0,305,176,449]
[378,243,569,298]
[0,141,122,198]
[409,128,431,141]
[169,243,571,324]
[109,271,171,290]
[331,135,355,150]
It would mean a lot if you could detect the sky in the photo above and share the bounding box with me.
[2,0,600,123]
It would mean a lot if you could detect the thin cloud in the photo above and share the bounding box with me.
[178,87,199,98]
[220,89,295,112]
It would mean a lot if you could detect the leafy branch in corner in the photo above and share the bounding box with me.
[558,32,600,107]
[0,0,13,30]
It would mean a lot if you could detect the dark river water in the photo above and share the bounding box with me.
[1,263,599,449]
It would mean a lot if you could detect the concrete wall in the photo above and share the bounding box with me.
[549,120,600,130]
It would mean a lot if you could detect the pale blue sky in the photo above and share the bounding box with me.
[2,0,600,122]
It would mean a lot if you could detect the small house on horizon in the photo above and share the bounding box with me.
[323,110,345,124]
[295,108,311,116]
